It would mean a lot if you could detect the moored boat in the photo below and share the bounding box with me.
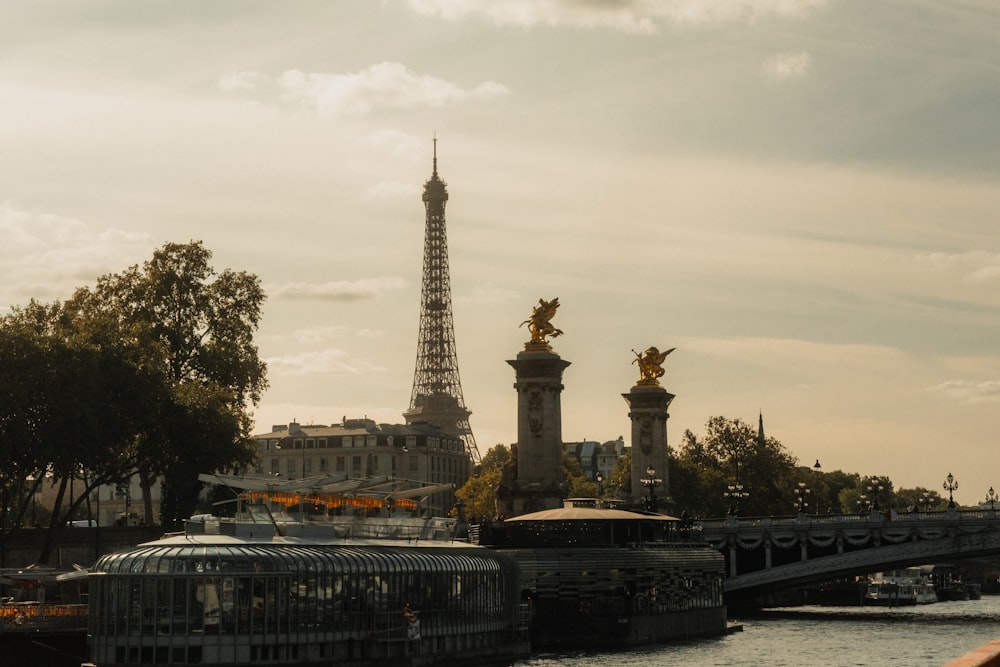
[864,568,936,606]
[473,501,727,649]
[0,565,90,667]
[85,473,530,667]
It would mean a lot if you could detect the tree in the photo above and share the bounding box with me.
[895,486,943,512]
[455,444,510,520]
[65,241,267,527]
[608,450,631,500]
[839,474,895,513]
[674,416,798,517]
[0,301,153,562]
[562,452,596,499]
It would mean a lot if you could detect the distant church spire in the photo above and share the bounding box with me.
[404,138,480,465]
[757,411,766,447]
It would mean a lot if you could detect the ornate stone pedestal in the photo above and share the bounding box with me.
[505,347,571,515]
[623,384,675,511]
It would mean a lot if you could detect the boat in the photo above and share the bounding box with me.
[864,568,936,606]
[932,564,971,602]
[85,473,531,667]
[0,565,90,667]
[473,500,728,649]
[965,582,983,600]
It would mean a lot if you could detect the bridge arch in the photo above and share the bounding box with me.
[698,509,1000,602]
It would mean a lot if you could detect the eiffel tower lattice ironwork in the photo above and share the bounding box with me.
[404,138,481,465]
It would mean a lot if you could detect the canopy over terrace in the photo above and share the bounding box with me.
[198,472,456,516]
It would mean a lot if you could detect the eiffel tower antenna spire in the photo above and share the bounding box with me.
[404,138,481,465]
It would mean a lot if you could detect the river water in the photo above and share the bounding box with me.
[513,596,1000,666]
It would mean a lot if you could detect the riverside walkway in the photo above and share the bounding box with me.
[697,508,1000,601]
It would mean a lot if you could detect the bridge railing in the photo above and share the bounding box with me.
[697,508,995,531]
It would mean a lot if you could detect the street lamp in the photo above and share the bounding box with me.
[987,487,998,511]
[919,494,931,512]
[640,465,662,512]
[943,472,959,509]
[725,483,748,516]
[795,482,811,514]
[866,482,884,511]
[595,471,604,501]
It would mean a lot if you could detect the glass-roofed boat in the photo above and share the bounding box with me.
[85,473,529,667]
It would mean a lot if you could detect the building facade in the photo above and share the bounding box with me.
[251,419,470,516]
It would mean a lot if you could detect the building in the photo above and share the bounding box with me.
[251,419,470,516]
[563,437,627,483]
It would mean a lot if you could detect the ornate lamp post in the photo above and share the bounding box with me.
[943,472,959,509]
[866,482,884,512]
[858,493,871,513]
[640,466,662,511]
[595,471,604,502]
[986,486,997,511]
[725,483,748,516]
[795,482,811,514]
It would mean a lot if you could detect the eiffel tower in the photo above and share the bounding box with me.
[403,138,481,465]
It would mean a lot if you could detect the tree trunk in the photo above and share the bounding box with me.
[138,465,156,525]
[37,476,69,565]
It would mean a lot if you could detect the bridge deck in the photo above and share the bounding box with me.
[696,509,1000,599]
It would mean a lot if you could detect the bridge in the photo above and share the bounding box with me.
[696,508,1000,602]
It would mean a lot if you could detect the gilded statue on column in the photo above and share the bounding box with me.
[521,297,563,350]
[632,346,675,387]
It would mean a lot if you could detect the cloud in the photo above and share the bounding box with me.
[219,64,509,115]
[361,129,424,157]
[0,201,151,302]
[361,181,420,202]
[915,250,1000,283]
[277,63,509,115]
[290,325,349,345]
[265,349,385,377]
[927,379,1000,404]
[408,0,829,31]
[460,282,522,304]
[218,70,269,93]
[356,328,386,339]
[761,51,812,81]
[267,277,408,301]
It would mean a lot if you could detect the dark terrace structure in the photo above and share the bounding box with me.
[403,138,481,466]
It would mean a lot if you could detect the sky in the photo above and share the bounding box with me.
[2,0,999,507]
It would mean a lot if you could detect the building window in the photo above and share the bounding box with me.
[352,456,361,473]
[366,435,376,448]
[319,458,328,472]
[270,459,280,475]
[306,438,315,449]
[318,438,327,449]
[287,459,297,475]
[336,457,345,472]
[304,457,312,474]
[294,438,303,450]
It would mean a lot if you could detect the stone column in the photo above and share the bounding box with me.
[506,348,571,515]
[623,384,674,510]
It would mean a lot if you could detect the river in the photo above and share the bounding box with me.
[513,596,1000,666]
